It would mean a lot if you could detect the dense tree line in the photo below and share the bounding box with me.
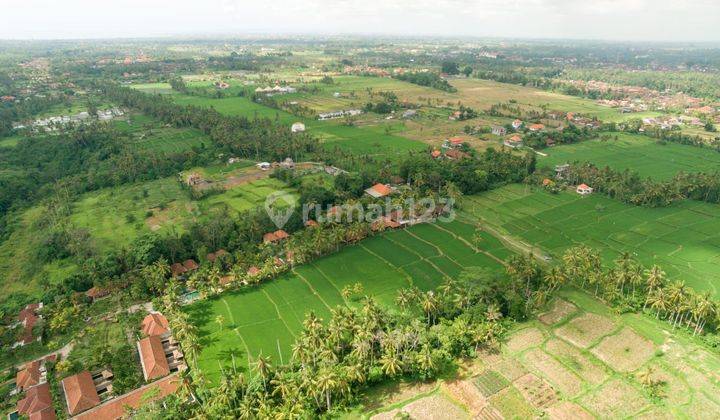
[559,163,720,207]
[394,72,456,92]
[97,82,319,162]
[522,124,599,149]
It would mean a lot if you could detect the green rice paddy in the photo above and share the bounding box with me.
[464,184,720,297]
[539,133,720,180]
[186,220,511,382]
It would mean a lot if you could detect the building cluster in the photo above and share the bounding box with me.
[254,85,297,96]
[11,312,183,419]
[13,108,125,131]
[318,109,363,121]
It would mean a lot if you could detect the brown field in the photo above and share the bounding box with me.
[539,299,578,325]
[371,394,469,420]
[544,338,608,385]
[545,401,594,420]
[488,386,536,419]
[580,379,649,418]
[554,313,616,348]
[505,327,546,353]
[591,327,656,372]
[513,373,558,409]
[646,362,692,406]
[520,348,584,397]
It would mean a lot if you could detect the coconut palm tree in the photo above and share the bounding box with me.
[380,348,403,377]
[314,367,338,411]
[253,355,273,389]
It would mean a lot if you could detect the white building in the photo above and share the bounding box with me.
[291,122,306,133]
[576,184,594,195]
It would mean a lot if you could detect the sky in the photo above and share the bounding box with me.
[1,0,719,42]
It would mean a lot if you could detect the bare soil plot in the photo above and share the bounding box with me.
[520,348,584,397]
[539,299,578,325]
[492,357,529,382]
[545,401,594,420]
[505,327,545,353]
[591,327,655,372]
[361,380,438,411]
[444,379,490,417]
[489,386,536,419]
[513,373,558,409]
[371,394,470,420]
[685,392,720,420]
[580,379,649,418]
[554,313,616,348]
[646,362,691,406]
[544,338,608,385]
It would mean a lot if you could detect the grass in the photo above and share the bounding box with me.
[0,135,21,148]
[0,175,293,298]
[114,113,211,154]
[464,184,720,297]
[186,219,510,383]
[539,132,720,180]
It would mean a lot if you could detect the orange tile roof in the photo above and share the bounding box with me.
[74,374,179,420]
[182,259,199,271]
[247,266,261,276]
[529,123,545,131]
[509,134,522,142]
[61,371,100,416]
[137,336,170,381]
[17,383,55,419]
[141,312,170,337]
[274,229,289,240]
[304,219,319,227]
[578,183,591,190]
[17,360,41,390]
[367,183,393,197]
[449,136,464,144]
[170,263,187,277]
[431,149,441,158]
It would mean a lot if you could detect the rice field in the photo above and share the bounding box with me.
[464,184,720,297]
[539,133,720,180]
[186,220,511,383]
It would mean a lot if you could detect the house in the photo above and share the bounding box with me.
[185,173,203,186]
[207,249,229,263]
[542,178,553,186]
[183,259,199,271]
[576,184,594,195]
[364,183,393,198]
[529,123,545,132]
[16,361,42,392]
[445,149,469,160]
[16,383,55,420]
[448,111,462,121]
[491,125,507,136]
[15,303,42,347]
[247,266,261,276]
[280,157,295,169]
[291,122,305,133]
[448,136,464,148]
[431,149,441,159]
[402,109,417,119]
[85,286,110,302]
[1,95,16,102]
[141,312,170,337]
[304,219,319,228]
[504,134,523,148]
[72,374,179,420]
[61,371,101,416]
[256,162,271,170]
[512,119,523,130]
[545,138,556,147]
[371,216,401,232]
[137,336,170,381]
[170,263,187,277]
[263,229,289,244]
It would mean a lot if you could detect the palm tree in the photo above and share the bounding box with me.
[485,303,503,322]
[315,367,338,411]
[215,315,225,331]
[254,355,273,389]
[380,349,403,377]
[421,292,438,325]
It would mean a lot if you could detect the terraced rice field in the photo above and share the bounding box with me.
[464,184,720,297]
[539,133,720,180]
[186,220,511,383]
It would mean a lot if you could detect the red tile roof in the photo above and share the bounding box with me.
[17,383,55,420]
[16,360,41,390]
[74,374,179,420]
[137,336,170,381]
[18,303,41,345]
[431,149,441,158]
[170,263,187,277]
[247,266,261,276]
[449,136,464,144]
[509,134,522,142]
[529,123,545,131]
[61,371,101,415]
[206,249,229,263]
[264,230,289,243]
[141,312,170,337]
[182,259,199,271]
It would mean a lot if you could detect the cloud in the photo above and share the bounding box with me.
[0,0,718,41]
